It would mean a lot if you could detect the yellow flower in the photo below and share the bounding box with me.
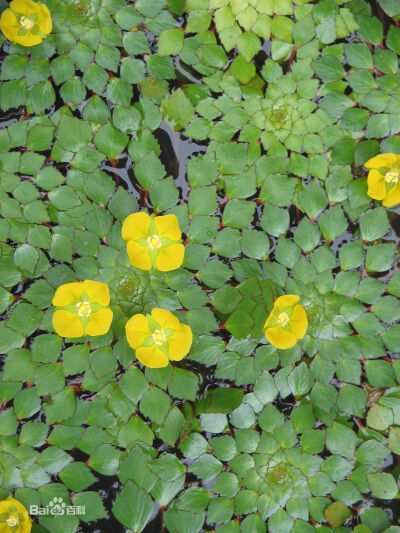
[0,497,32,533]
[365,153,400,207]
[52,280,113,338]
[0,0,52,47]
[264,295,308,350]
[122,212,184,272]
[125,308,192,368]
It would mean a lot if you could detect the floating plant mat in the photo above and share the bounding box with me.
[0,0,400,532]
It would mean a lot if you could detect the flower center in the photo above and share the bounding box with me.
[20,16,34,29]
[385,170,399,184]
[6,515,19,527]
[152,329,166,346]
[277,312,289,326]
[76,301,91,317]
[147,235,162,249]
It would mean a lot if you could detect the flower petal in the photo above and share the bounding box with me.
[265,326,297,350]
[6,0,43,46]
[127,240,152,270]
[83,280,110,306]
[10,0,39,13]
[364,153,398,169]
[52,282,83,306]
[52,310,84,338]
[151,308,180,330]
[155,244,185,272]
[135,345,170,368]
[85,309,113,336]
[21,33,43,46]
[126,313,152,349]
[168,325,193,361]
[0,10,19,42]
[382,184,400,207]
[122,212,150,242]
[264,309,275,330]
[290,304,308,340]
[154,214,182,240]
[0,498,32,531]
[274,294,300,310]
[37,2,52,34]
[367,170,386,200]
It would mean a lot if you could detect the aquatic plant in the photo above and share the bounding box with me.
[0,0,399,531]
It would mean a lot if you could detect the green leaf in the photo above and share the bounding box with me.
[151,453,185,481]
[237,32,261,61]
[14,243,39,274]
[57,115,91,152]
[366,243,395,272]
[388,427,400,454]
[225,278,276,339]
[325,502,351,527]
[118,415,154,448]
[298,181,328,219]
[59,462,97,492]
[158,28,184,56]
[379,0,400,16]
[318,206,347,242]
[367,403,393,431]
[229,55,256,84]
[261,204,289,236]
[345,43,373,68]
[288,363,313,397]
[149,177,179,211]
[37,446,73,474]
[94,124,128,159]
[140,387,171,424]
[72,492,107,523]
[223,199,255,229]
[135,151,166,189]
[367,473,399,499]
[326,422,358,459]
[112,481,154,532]
[44,387,76,424]
[0,407,18,435]
[195,388,244,415]
[0,323,25,353]
[387,25,400,55]
[89,444,121,475]
[161,89,195,131]
[164,506,205,533]
[339,240,364,271]
[168,368,199,401]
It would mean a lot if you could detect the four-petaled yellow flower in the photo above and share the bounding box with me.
[125,308,192,368]
[264,295,308,350]
[365,153,400,207]
[122,212,184,272]
[0,497,32,533]
[52,280,113,338]
[0,0,52,47]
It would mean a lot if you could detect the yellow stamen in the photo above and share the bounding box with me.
[152,329,166,346]
[76,301,91,317]
[147,235,162,249]
[6,515,19,527]
[385,170,399,184]
[277,312,289,326]
[20,16,34,29]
